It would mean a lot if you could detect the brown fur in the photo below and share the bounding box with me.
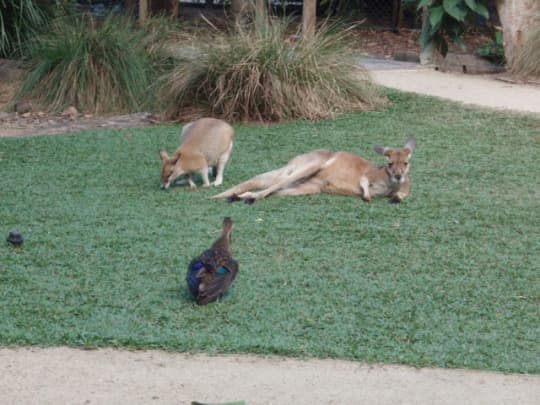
[159,118,234,189]
[213,138,416,203]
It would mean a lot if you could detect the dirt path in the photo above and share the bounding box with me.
[363,58,540,114]
[1,347,539,405]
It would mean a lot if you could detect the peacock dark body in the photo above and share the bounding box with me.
[186,217,238,305]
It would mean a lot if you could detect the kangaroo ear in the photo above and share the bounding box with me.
[159,149,169,161]
[373,145,387,155]
[404,137,417,153]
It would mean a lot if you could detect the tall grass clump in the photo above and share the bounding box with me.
[0,0,45,57]
[511,14,540,79]
[14,13,158,114]
[161,17,385,122]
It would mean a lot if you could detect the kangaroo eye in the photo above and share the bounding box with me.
[388,162,393,167]
[404,162,408,166]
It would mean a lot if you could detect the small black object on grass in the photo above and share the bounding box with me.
[7,230,24,246]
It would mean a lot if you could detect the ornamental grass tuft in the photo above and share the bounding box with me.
[14,13,159,114]
[161,17,385,122]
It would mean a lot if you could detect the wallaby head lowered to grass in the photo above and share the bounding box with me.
[213,137,417,204]
[159,118,234,189]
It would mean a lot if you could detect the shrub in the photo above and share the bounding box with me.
[511,15,540,79]
[476,29,505,65]
[14,13,159,114]
[160,17,385,122]
[419,0,490,56]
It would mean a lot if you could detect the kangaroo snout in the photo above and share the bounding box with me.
[389,170,407,184]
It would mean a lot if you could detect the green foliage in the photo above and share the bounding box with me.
[512,15,540,78]
[0,0,45,57]
[419,0,490,56]
[14,13,160,115]
[160,18,384,122]
[476,30,505,65]
[1,91,539,373]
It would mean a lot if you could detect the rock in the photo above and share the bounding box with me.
[394,51,420,63]
[433,52,506,74]
[6,230,23,246]
[15,101,32,114]
[0,58,24,81]
[0,111,13,121]
[62,106,79,117]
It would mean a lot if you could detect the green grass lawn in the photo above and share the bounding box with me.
[1,91,539,373]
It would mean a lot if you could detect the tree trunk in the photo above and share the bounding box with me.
[302,0,316,39]
[139,0,148,24]
[419,7,434,65]
[125,0,136,16]
[231,0,243,17]
[495,0,540,68]
[255,0,265,18]
[172,0,179,18]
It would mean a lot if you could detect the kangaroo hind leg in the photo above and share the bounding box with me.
[212,167,287,200]
[237,159,325,202]
[275,177,324,196]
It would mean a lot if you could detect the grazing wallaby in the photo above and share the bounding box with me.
[213,138,416,203]
[159,118,234,189]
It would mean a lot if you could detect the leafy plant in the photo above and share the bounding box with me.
[160,17,385,122]
[476,29,505,65]
[419,0,490,56]
[14,13,159,114]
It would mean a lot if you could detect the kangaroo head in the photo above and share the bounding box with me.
[374,137,416,184]
[159,149,184,189]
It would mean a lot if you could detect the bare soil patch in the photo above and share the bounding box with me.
[1,347,539,405]
[0,110,156,137]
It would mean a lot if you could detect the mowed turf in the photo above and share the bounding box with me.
[1,91,538,373]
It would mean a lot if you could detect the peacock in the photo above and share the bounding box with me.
[186,217,239,305]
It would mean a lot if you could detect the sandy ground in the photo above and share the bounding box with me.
[2,64,539,405]
[2,347,539,405]
[365,59,540,114]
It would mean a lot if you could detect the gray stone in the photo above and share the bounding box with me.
[433,53,506,74]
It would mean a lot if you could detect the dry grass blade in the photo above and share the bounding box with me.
[511,14,540,80]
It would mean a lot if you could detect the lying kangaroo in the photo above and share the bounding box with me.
[213,138,416,203]
[159,118,234,189]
